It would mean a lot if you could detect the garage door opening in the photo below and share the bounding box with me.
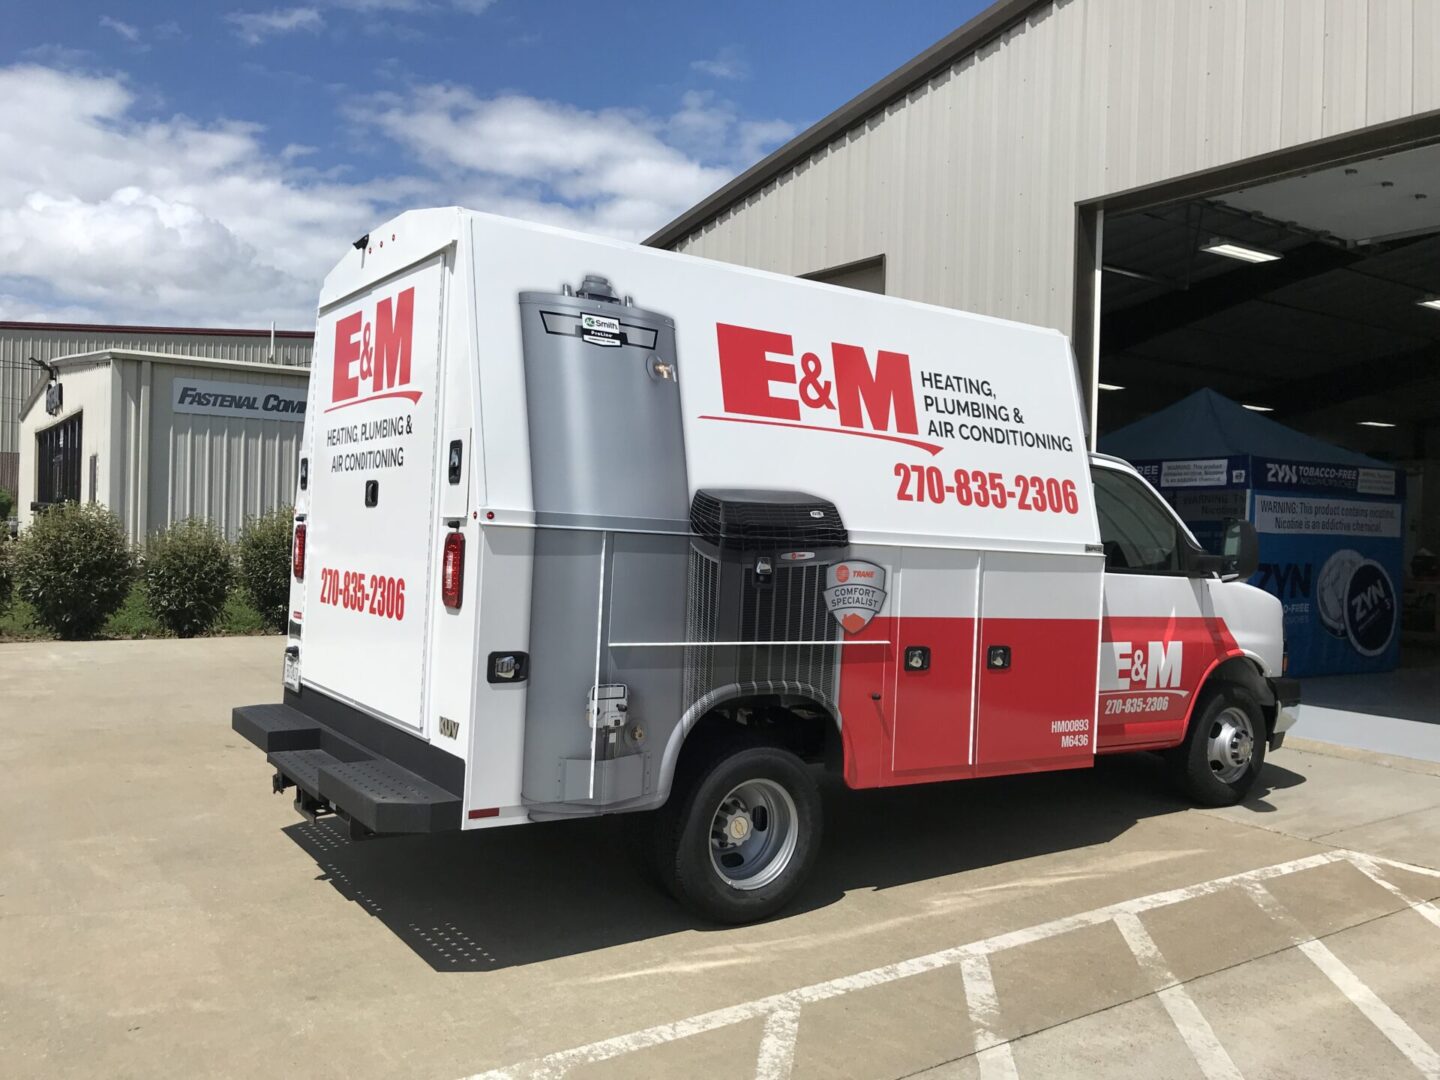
[1092,142,1440,719]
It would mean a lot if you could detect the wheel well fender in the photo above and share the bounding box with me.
[1190,654,1276,736]
[655,684,839,805]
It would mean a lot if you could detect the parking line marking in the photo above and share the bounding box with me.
[1345,853,1440,932]
[1299,941,1440,1080]
[960,955,1019,1080]
[466,849,1435,1080]
[1245,882,1440,1080]
[755,1005,801,1080]
[1115,913,1243,1080]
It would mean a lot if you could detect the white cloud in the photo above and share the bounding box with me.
[323,0,497,11]
[0,64,794,327]
[225,7,325,45]
[691,48,748,81]
[356,84,792,239]
[99,16,142,43]
[22,44,93,68]
[0,64,380,326]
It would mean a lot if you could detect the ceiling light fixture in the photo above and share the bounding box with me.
[1357,420,1396,428]
[1097,382,1125,391]
[1241,404,1274,412]
[1200,238,1282,264]
[1417,296,1440,311]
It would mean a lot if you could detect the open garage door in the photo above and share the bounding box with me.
[1092,141,1440,699]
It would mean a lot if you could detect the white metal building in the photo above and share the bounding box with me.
[17,351,308,542]
[648,0,1440,671]
[1,321,313,494]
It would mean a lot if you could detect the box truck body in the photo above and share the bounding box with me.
[235,208,1298,921]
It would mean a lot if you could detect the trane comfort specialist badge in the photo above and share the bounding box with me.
[824,561,887,634]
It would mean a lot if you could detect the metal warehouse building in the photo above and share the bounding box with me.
[17,350,309,543]
[649,0,1440,461]
[649,0,1440,677]
[1,321,312,495]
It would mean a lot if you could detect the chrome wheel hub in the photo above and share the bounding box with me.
[1207,706,1257,784]
[709,778,799,891]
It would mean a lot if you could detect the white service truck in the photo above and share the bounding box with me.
[235,208,1299,923]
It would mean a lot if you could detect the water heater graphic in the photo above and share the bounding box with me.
[518,277,691,808]
[519,275,689,527]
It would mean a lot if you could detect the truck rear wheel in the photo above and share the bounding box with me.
[650,740,822,924]
[1168,682,1266,806]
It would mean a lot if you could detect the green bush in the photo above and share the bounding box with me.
[15,503,135,638]
[0,487,15,521]
[236,507,294,632]
[0,538,14,614]
[143,518,234,637]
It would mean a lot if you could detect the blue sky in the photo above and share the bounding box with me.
[1,1,984,327]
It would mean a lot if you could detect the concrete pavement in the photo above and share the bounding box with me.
[1,637,1437,1079]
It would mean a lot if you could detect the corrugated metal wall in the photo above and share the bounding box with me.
[671,0,1440,333]
[111,358,306,542]
[0,326,312,495]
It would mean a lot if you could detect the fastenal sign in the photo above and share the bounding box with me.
[172,378,307,422]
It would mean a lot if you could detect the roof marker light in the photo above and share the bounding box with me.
[1358,421,1396,428]
[1241,404,1274,412]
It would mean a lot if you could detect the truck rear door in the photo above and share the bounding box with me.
[301,253,447,733]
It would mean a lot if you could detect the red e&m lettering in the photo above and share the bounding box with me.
[332,311,362,403]
[372,287,415,392]
[832,343,918,434]
[716,323,798,421]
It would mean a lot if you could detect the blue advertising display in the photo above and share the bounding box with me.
[1103,391,1405,677]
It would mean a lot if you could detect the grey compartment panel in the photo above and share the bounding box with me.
[561,754,646,805]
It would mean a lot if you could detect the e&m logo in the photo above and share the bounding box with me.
[1099,640,1185,693]
[328,286,421,413]
[706,323,941,454]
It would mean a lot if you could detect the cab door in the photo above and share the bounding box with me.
[1092,463,1238,751]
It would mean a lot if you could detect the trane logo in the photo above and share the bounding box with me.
[710,323,939,453]
[1100,640,1184,692]
[330,285,422,412]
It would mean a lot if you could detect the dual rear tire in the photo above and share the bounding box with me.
[643,739,822,925]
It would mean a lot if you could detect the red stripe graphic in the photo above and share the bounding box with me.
[325,389,423,413]
[698,414,944,455]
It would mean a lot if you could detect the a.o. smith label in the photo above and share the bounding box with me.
[581,313,621,346]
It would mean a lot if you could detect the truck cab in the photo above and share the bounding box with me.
[234,208,1297,924]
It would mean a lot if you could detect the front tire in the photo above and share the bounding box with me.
[1168,682,1267,806]
[650,740,822,924]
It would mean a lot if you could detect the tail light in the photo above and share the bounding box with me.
[442,531,465,608]
[292,522,306,580]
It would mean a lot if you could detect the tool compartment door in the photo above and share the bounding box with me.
[974,551,1104,773]
[302,254,447,733]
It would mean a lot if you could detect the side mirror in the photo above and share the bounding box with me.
[1221,518,1259,581]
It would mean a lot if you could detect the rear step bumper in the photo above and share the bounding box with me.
[233,702,461,834]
